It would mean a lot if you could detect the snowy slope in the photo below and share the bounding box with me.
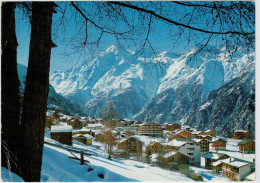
[41,137,193,182]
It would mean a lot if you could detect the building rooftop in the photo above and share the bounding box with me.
[237,139,254,145]
[51,125,73,133]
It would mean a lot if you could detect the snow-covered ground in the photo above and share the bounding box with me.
[190,166,230,182]
[41,137,193,182]
[1,167,24,182]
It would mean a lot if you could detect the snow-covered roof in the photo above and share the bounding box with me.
[73,134,94,139]
[167,139,189,147]
[245,172,255,181]
[237,139,254,145]
[221,158,251,168]
[235,130,250,133]
[211,160,223,167]
[51,125,73,133]
[202,152,227,160]
[193,139,202,143]
[163,151,178,158]
[88,124,103,128]
[91,130,102,134]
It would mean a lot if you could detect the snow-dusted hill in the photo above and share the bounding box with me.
[50,45,254,126]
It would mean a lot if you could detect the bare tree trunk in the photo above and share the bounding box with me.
[20,2,54,181]
[1,2,21,175]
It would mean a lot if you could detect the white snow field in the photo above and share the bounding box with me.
[41,137,193,182]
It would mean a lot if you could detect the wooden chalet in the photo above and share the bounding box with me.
[205,129,216,137]
[118,137,143,153]
[162,151,189,164]
[232,130,251,140]
[50,125,73,145]
[73,134,94,145]
[211,138,227,150]
[168,123,181,132]
[197,135,212,141]
[145,142,165,154]
[168,133,187,142]
[221,158,254,181]
[194,139,210,153]
[238,139,255,154]
[67,118,83,129]
[138,122,163,137]
[125,131,134,137]
[175,130,192,139]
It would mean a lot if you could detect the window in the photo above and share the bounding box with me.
[188,153,193,155]
[190,158,194,161]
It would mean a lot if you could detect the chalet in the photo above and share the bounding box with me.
[232,130,251,140]
[192,131,206,138]
[197,135,212,141]
[125,131,134,137]
[168,133,187,142]
[51,111,61,121]
[163,122,169,130]
[194,139,210,153]
[181,125,191,132]
[205,129,216,137]
[117,137,143,153]
[168,123,181,132]
[175,130,192,139]
[167,139,201,165]
[138,122,163,137]
[238,139,255,154]
[87,123,103,131]
[211,138,227,150]
[73,134,94,145]
[50,125,73,145]
[67,118,83,129]
[201,152,230,168]
[162,151,189,164]
[123,124,139,134]
[221,158,254,181]
[72,127,91,135]
[145,142,165,154]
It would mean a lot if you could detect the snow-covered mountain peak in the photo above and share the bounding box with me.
[50,45,254,120]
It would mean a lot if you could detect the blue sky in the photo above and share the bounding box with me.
[15,2,196,73]
[15,1,254,73]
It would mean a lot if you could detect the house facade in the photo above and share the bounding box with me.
[168,123,181,132]
[194,139,210,153]
[138,122,163,137]
[118,137,143,153]
[211,138,227,150]
[238,139,255,154]
[221,158,253,181]
[50,125,73,145]
[232,130,251,140]
[205,129,216,137]
[67,118,83,129]
[168,133,187,142]
[145,142,165,154]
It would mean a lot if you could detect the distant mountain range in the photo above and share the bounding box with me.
[34,44,254,136]
[18,64,84,115]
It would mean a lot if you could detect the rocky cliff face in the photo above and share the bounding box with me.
[185,63,255,137]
